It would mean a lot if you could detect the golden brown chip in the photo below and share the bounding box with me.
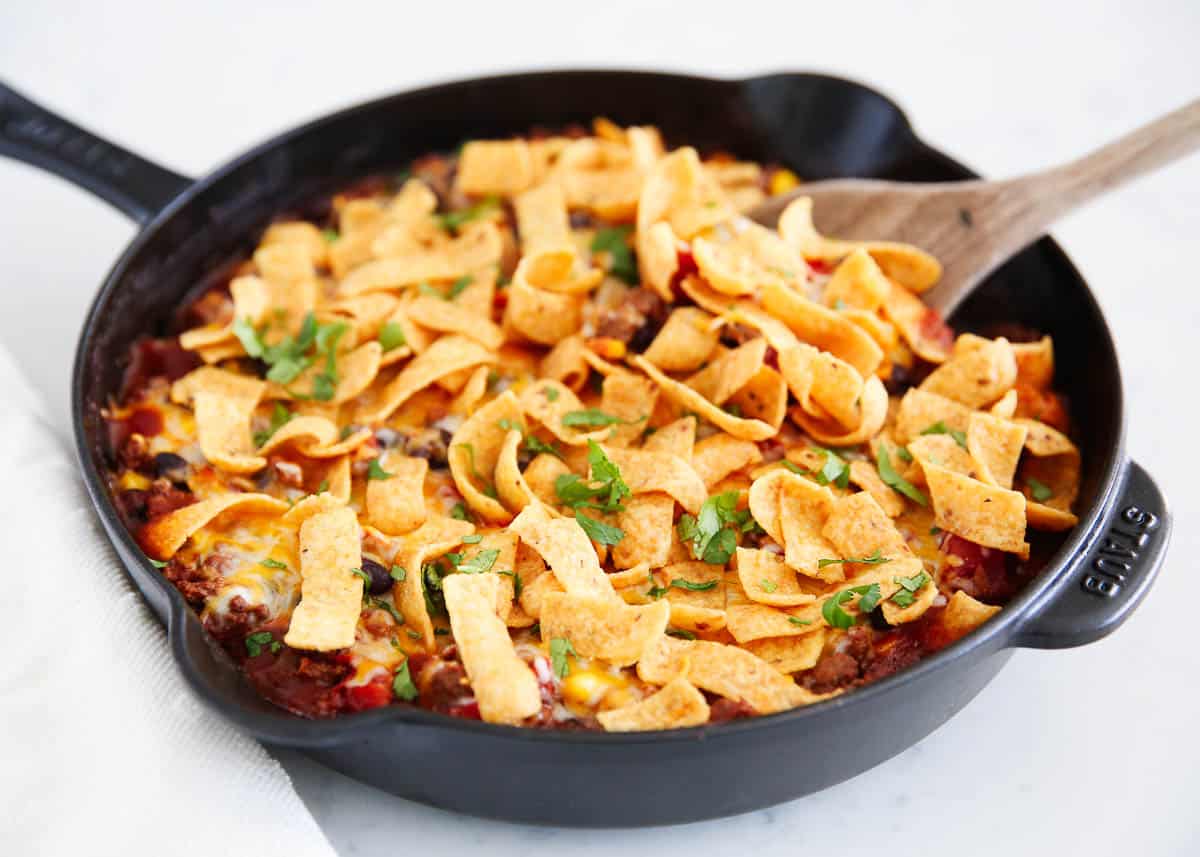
[735,547,822,606]
[637,635,827,714]
[893,388,973,445]
[728,364,788,431]
[599,445,706,514]
[513,181,573,257]
[540,593,670,666]
[642,416,697,458]
[539,335,590,392]
[686,339,767,406]
[643,307,719,372]
[600,372,659,447]
[919,335,1017,408]
[443,573,542,725]
[761,281,884,377]
[966,411,1028,490]
[611,494,674,570]
[448,391,523,524]
[881,281,951,363]
[596,677,710,732]
[924,461,1029,556]
[193,391,268,474]
[518,379,610,446]
[1013,336,1055,389]
[630,356,776,441]
[365,454,428,535]
[141,493,289,560]
[848,460,905,517]
[355,335,494,423]
[284,507,364,652]
[822,248,890,311]
[658,561,726,632]
[941,590,1002,642]
[742,630,827,675]
[691,434,763,488]
[908,434,978,480]
[393,517,475,648]
[509,503,617,601]
[822,491,912,561]
[789,376,888,448]
[404,294,504,350]
[456,140,534,196]
[504,279,585,345]
[777,475,841,581]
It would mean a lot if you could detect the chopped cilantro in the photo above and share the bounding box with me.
[666,628,697,640]
[260,557,288,570]
[561,408,638,428]
[390,565,407,582]
[549,637,576,678]
[497,418,564,460]
[760,579,778,593]
[392,659,419,701]
[461,534,483,544]
[456,548,500,575]
[890,571,931,608]
[1027,477,1054,502]
[575,511,625,545]
[316,478,330,494]
[670,578,719,592]
[543,386,560,402]
[677,491,752,565]
[896,446,914,463]
[877,445,928,506]
[449,502,470,521]
[812,447,851,489]
[816,549,892,569]
[590,225,638,284]
[366,595,404,624]
[148,558,168,568]
[498,570,523,598]
[435,195,500,233]
[378,321,407,352]
[788,616,813,626]
[447,274,472,299]
[921,421,968,450]
[822,584,883,629]
[553,441,630,513]
[253,402,294,447]
[322,229,339,243]
[245,631,276,657]
[367,458,394,480]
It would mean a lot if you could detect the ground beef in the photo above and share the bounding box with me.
[161,557,221,607]
[594,287,669,351]
[296,655,351,685]
[861,633,923,684]
[118,433,152,472]
[802,651,861,694]
[708,697,757,722]
[144,478,194,518]
[412,648,473,712]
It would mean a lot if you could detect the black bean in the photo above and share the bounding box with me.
[153,452,190,483]
[361,558,393,596]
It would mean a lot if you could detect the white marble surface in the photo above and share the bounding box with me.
[2,1,1197,854]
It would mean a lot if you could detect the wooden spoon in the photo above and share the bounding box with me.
[749,99,1200,315]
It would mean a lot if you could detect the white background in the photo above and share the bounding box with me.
[2,1,1197,854]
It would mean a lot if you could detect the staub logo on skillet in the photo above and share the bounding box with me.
[1081,505,1159,598]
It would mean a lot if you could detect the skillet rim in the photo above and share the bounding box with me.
[70,68,1127,747]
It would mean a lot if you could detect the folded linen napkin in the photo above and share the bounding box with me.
[0,344,338,857]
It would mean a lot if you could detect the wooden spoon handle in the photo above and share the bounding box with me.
[924,98,1200,313]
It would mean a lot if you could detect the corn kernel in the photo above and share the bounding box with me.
[119,470,152,492]
[587,337,627,360]
[769,168,801,196]
[562,669,624,707]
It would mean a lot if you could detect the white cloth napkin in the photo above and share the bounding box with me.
[0,345,338,857]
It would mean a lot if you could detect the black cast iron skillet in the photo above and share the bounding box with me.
[0,71,1171,827]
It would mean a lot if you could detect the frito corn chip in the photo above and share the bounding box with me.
[494,429,538,514]
[777,474,842,581]
[691,434,763,488]
[179,276,271,352]
[966,411,1027,490]
[539,335,590,392]
[456,140,534,196]
[782,560,912,630]
[848,460,905,517]
[924,461,1029,556]
[513,250,603,295]
[281,492,346,526]
[366,453,428,535]
[171,366,266,406]
[284,507,363,652]
[611,495,674,570]
[255,242,315,286]
[637,147,733,240]
[637,220,680,302]
[658,561,726,632]
[1013,336,1055,389]
[261,221,329,267]
[761,281,884,377]
[315,455,351,503]
[193,391,267,474]
[522,453,571,508]
[990,388,1019,419]
[509,503,617,601]
[893,388,973,445]
[504,279,585,345]
[631,356,776,441]
[514,182,573,257]
[742,629,827,675]
[255,415,371,459]
[789,376,888,447]
[778,343,864,429]
[685,340,766,406]
[355,335,494,423]
[393,517,475,648]
[405,294,504,351]
[638,635,826,714]
[822,248,890,311]
[880,568,939,625]
[598,446,705,514]
[140,493,289,560]
[444,573,542,725]
[692,221,806,297]
[1018,419,1078,457]
[341,223,502,295]
[728,364,788,430]
[736,547,823,606]
[516,379,608,446]
[597,677,710,732]
[643,307,719,372]
[908,434,978,480]
[1025,501,1079,531]
[919,335,1017,408]
[777,196,942,293]
[601,372,659,447]
[822,491,912,561]
[541,593,670,666]
[643,416,697,459]
[880,281,951,363]
[448,392,524,523]
[941,590,1002,642]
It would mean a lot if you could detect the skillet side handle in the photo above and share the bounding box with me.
[1013,460,1170,650]
[0,80,191,225]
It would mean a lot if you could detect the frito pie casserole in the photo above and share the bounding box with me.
[105,119,1082,730]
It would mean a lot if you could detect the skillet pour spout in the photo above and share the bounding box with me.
[0,72,1171,826]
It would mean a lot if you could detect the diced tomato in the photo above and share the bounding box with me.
[676,243,697,277]
[918,308,955,354]
[344,675,393,712]
[805,258,834,275]
[940,533,1015,602]
[446,700,482,720]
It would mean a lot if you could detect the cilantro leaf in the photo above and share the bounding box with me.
[679,492,747,565]
[554,441,630,513]
[447,275,472,299]
[543,386,560,402]
[378,321,407,352]
[822,583,882,629]
[449,502,470,521]
[575,511,625,545]
[816,549,892,569]
[889,570,932,608]
[148,557,168,569]
[498,570,523,598]
[435,196,500,233]
[1027,477,1054,502]
[461,534,483,544]
[245,631,276,658]
[666,628,697,640]
[549,637,576,678]
[253,402,294,447]
[390,565,407,581]
[367,458,394,481]
[591,225,638,284]
[812,447,851,489]
[322,229,339,243]
[392,659,418,701]
[877,445,929,506]
[760,579,778,593]
[561,408,635,428]
[921,421,968,450]
[233,317,266,358]
[670,578,719,592]
[456,548,500,575]
[260,557,288,570]
[788,616,813,626]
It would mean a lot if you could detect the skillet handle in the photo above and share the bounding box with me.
[1012,460,1170,649]
[0,80,191,225]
